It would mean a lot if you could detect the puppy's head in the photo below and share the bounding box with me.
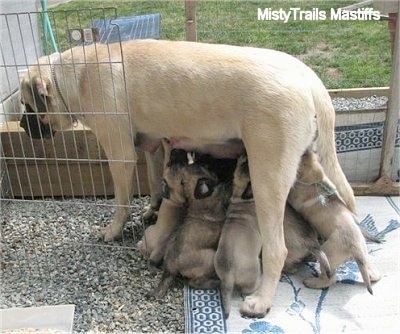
[232,155,253,200]
[161,149,189,206]
[182,164,220,202]
[296,150,324,182]
[19,55,73,138]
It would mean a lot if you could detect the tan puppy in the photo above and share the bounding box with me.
[215,156,331,318]
[288,151,381,293]
[148,152,232,298]
[19,40,355,316]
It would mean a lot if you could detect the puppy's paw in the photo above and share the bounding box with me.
[369,268,381,282]
[303,277,332,289]
[239,295,270,318]
[100,224,122,242]
[142,205,158,221]
[136,239,150,259]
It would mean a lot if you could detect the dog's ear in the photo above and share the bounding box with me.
[31,76,51,113]
[241,181,253,200]
[161,179,170,199]
[194,178,216,199]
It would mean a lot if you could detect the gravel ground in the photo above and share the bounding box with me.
[0,95,389,333]
[1,197,185,333]
[332,95,388,111]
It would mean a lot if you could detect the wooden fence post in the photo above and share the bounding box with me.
[375,10,400,194]
[185,0,197,41]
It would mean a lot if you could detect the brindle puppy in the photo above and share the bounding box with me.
[148,151,233,298]
[215,155,331,318]
[288,150,381,293]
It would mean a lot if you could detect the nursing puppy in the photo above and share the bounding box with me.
[215,156,331,318]
[20,40,355,316]
[148,151,233,298]
[288,151,381,293]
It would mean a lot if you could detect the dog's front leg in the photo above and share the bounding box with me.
[143,147,164,221]
[93,123,137,241]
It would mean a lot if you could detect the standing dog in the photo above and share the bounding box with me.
[19,40,355,316]
[148,151,232,298]
[288,151,381,293]
[215,155,331,318]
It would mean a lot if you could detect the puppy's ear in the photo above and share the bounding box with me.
[241,182,253,200]
[161,179,170,199]
[194,178,216,199]
[168,149,189,167]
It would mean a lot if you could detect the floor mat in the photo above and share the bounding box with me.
[184,196,400,334]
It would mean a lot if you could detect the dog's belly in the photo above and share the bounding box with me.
[169,137,245,158]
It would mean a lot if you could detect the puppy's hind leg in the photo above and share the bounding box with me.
[220,276,235,319]
[147,271,175,299]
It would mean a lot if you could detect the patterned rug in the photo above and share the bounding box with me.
[185,196,400,334]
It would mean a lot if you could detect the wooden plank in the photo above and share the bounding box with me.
[341,0,374,12]
[1,121,150,197]
[185,0,197,42]
[379,11,400,179]
[1,121,145,163]
[328,87,389,99]
[5,161,150,198]
[351,177,400,196]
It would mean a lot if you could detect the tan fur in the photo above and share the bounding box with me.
[138,140,186,266]
[20,40,355,316]
[148,156,231,298]
[215,156,331,318]
[288,151,381,293]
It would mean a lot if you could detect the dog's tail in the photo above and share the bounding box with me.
[312,88,356,213]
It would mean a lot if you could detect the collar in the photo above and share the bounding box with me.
[51,54,78,124]
[294,179,338,209]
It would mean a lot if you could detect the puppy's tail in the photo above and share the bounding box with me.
[312,88,356,213]
[355,256,373,295]
[311,246,332,279]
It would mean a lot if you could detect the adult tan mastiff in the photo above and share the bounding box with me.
[19,39,355,317]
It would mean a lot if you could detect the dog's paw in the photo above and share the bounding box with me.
[142,205,158,222]
[239,295,270,318]
[303,277,332,289]
[100,224,122,242]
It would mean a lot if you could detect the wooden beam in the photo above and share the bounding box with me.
[379,10,399,181]
[341,0,374,12]
[328,87,389,99]
[185,0,197,42]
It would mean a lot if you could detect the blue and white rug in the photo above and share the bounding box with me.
[185,196,400,334]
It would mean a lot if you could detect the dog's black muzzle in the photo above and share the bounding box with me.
[20,104,55,139]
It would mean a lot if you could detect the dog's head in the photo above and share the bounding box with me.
[19,54,73,139]
[231,155,253,201]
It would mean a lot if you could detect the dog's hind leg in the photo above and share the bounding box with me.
[239,117,315,318]
[313,93,356,213]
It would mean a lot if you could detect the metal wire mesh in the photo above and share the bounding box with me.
[0,9,161,328]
